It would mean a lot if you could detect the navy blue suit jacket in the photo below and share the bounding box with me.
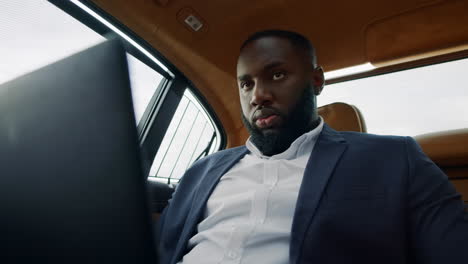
[157,124,468,263]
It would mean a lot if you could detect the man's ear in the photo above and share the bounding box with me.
[312,66,324,95]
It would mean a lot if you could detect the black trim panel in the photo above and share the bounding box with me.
[139,77,186,176]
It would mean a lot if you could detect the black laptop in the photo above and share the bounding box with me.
[0,40,157,263]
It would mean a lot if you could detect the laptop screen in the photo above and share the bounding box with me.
[0,40,157,263]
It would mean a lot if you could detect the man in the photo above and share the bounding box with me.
[157,30,468,264]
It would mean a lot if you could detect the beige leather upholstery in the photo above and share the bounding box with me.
[415,129,468,202]
[415,129,468,167]
[318,102,367,132]
[318,102,467,202]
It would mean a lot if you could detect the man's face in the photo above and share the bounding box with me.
[236,36,323,155]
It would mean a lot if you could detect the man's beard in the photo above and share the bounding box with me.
[241,85,317,156]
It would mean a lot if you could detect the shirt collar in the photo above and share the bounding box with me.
[246,117,324,160]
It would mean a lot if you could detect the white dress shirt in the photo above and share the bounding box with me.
[178,118,324,264]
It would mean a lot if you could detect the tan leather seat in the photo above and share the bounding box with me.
[318,102,367,132]
[319,103,467,202]
[415,129,468,202]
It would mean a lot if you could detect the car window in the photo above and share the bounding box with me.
[149,89,221,184]
[0,0,165,125]
[319,58,468,136]
[0,1,105,84]
[127,54,165,123]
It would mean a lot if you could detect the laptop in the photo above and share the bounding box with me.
[0,40,158,263]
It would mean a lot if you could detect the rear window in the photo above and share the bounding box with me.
[319,58,468,136]
[149,89,221,184]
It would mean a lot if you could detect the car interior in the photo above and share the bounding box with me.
[1,0,468,254]
[79,0,468,213]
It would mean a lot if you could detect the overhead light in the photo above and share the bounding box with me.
[70,0,174,77]
[324,63,375,80]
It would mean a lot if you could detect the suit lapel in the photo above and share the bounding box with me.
[290,124,348,264]
[172,147,249,263]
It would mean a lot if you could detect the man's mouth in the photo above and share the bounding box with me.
[255,114,279,129]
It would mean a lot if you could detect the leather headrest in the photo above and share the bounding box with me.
[414,129,468,167]
[318,102,367,132]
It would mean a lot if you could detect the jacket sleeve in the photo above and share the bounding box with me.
[155,184,177,264]
[155,166,199,264]
[155,153,221,264]
[406,136,468,263]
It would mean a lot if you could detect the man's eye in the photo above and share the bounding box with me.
[272,72,285,80]
[241,81,253,89]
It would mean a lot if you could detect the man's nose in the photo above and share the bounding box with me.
[250,82,273,107]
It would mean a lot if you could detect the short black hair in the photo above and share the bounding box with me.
[240,29,317,66]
